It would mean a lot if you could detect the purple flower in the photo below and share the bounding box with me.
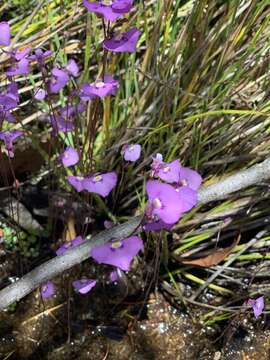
[12,47,31,61]
[50,68,69,93]
[156,159,181,183]
[48,115,75,133]
[83,172,117,197]
[143,219,173,232]
[6,82,19,103]
[0,130,23,158]
[67,175,85,192]
[60,103,86,118]
[72,278,97,294]
[103,28,140,53]
[0,95,17,112]
[66,59,79,77]
[59,146,79,167]
[91,236,143,271]
[6,58,30,76]
[247,296,264,318]
[56,236,85,256]
[174,186,197,213]
[34,88,47,101]
[41,281,55,299]
[81,75,119,99]
[122,143,141,162]
[150,153,163,177]
[0,22,11,46]
[28,49,52,64]
[83,0,133,21]
[179,166,202,190]
[146,180,191,224]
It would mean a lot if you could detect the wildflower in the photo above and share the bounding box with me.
[80,75,119,99]
[6,58,30,76]
[156,159,181,183]
[56,236,85,256]
[66,59,79,77]
[146,180,197,224]
[59,146,79,167]
[60,102,86,118]
[174,185,197,212]
[90,236,143,271]
[0,84,18,122]
[8,47,31,61]
[0,130,23,158]
[48,115,75,133]
[122,143,141,162]
[103,28,140,53]
[83,0,133,22]
[150,153,164,177]
[247,296,264,319]
[0,22,11,46]
[83,171,117,197]
[6,82,19,104]
[143,219,173,232]
[72,278,97,294]
[67,175,85,192]
[28,48,52,64]
[34,88,47,101]
[41,281,55,299]
[179,166,202,190]
[50,68,70,93]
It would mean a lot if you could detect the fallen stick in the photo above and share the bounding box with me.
[0,157,270,310]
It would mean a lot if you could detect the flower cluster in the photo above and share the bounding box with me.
[144,154,202,230]
[1,4,202,304]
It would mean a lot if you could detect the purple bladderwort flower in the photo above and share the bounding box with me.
[143,219,173,232]
[150,153,163,177]
[0,22,11,46]
[83,172,117,197]
[66,59,79,77]
[72,278,97,294]
[6,58,30,76]
[122,143,141,162]
[28,48,52,65]
[10,47,31,61]
[59,146,79,167]
[47,114,75,133]
[156,159,181,184]
[41,281,55,299]
[50,68,70,93]
[178,166,202,190]
[67,175,85,192]
[34,88,47,101]
[146,180,197,225]
[103,28,140,53]
[56,236,85,256]
[91,236,143,271]
[0,130,23,158]
[247,296,264,319]
[83,0,133,21]
[60,102,86,118]
[0,83,19,123]
[80,75,119,99]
